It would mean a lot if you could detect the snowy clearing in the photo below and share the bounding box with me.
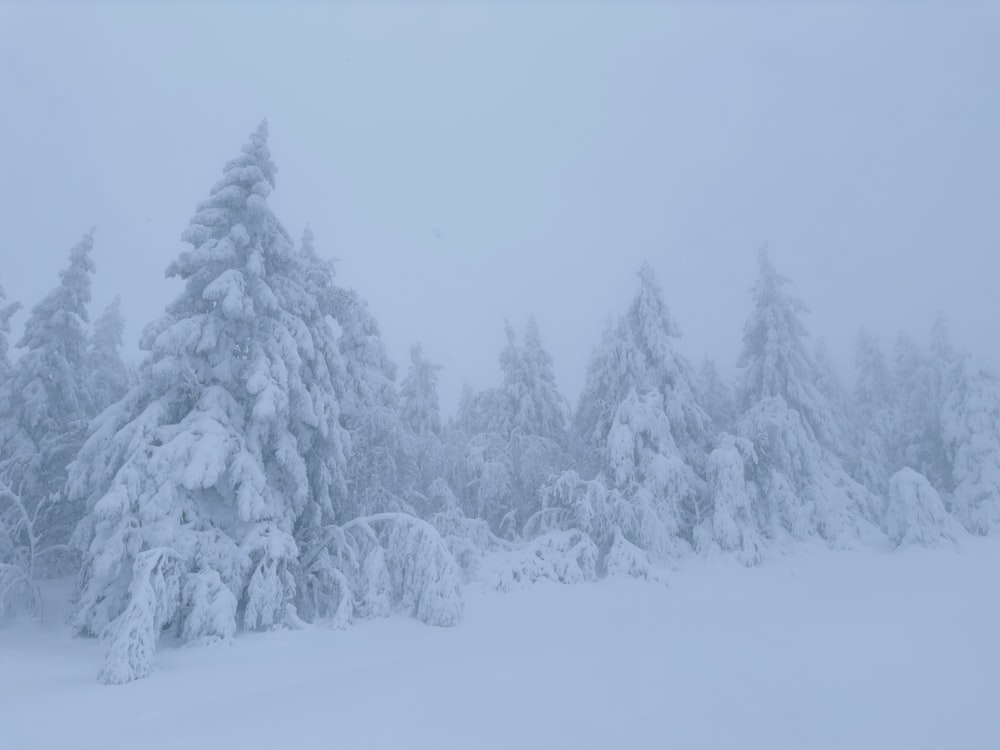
[3,540,998,750]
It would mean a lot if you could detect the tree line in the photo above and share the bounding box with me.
[2,122,997,683]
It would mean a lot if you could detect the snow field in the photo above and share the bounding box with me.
[3,539,998,750]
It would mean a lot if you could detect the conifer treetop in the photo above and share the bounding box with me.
[17,230,95,353]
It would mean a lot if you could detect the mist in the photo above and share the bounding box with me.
[3,2,998,413]
[4,5,1000,741]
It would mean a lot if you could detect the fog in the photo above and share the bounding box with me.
[3,2,998,413]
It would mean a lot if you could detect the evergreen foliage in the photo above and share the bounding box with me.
[4,122,998,685]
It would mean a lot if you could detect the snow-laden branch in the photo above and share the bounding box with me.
[300,512,463,628]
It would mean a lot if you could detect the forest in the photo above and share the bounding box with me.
[2,122,997,684]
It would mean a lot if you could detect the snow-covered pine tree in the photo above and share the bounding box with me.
[503,316,567,443]
[85,297,133,414]
[0,232,96,574]
[443,380,516,533]
[67,123,355,683]
[739,249,841,450]
[70,126,460,683]
[320,264,412,519]
[575,264,712,472]
[563,263,709,559]
[292,228,461,630]
[401,343,443,438]
[399,343,451,517]
[941,357,1000,535]
[623,263,713,472]
[444,318,571,538]
[499,318,569,533]
[574,317,644,477]
[728,248,878,550]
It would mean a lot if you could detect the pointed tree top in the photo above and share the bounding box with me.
[177,121,291,271]
[20,230,96,350]
[752,244,798,303]
[637,259,658,287]
[630,260,680,340]
[524,314,543,348]
[748,246,807,316]
[60,229,97,293]
[221,120,277,192]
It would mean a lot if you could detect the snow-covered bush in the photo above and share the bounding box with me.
[299,513,463,628]
[530,470,640,555]
[604,529,668,584]
[0,485,43,620]
[884,468,961,548]
[484,529,598,592]
[426,479,510,582]
[526,469,673,580]
[0,482,65,619]
[98,548,183,685]
[375,515,463,626]
[0,563,41,621]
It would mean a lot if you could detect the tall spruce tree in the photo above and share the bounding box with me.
[399,344,449,516]
[447,319,569,537]
[68,123,354,683]
[300,223,410,517]
[723,248,878,550]
[502,316,567,443]
[329,283,411,518]
[69,126,460,684]
[400,343,442,438]
[0,232,96,568]
[570,263,708,555]
[85,297,133,413]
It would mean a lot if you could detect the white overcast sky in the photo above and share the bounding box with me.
[2,2,998,413]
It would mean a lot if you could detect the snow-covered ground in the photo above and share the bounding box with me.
[3,540,999,750]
